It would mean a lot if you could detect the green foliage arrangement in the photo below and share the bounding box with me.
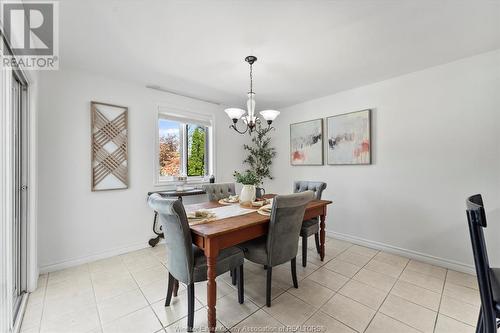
[233,170,260,186]
[242,123,277,185]
[187,127,206,176]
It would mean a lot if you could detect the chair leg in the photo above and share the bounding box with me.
[291,258,298,288]
[187,283,194,332]
[314,232,321,254]
[173,279,179,297]
[165,273,175,306]
[266,266,272,307]
[231,268,237,285]
[475,308,483,333]
[237,264,244,304]
[302,235,307,267]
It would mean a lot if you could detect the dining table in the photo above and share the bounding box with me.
[184,195,333,332]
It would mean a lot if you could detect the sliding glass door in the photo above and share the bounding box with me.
[11,61,28,324]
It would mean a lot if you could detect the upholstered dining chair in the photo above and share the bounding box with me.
[239,191,314,307]
[202,182,236,201]
[148,194,245,332]
[293,181,327,267]
[466,194,500,333]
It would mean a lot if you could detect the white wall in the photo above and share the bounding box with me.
[267,50,500,272]
[37,69,247,272]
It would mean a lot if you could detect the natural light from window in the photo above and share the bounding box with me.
[157,114,212,183]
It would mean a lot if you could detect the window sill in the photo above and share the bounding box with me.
[153,178,211,188]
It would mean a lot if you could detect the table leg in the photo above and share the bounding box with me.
[205,239,219,333]
[320,214,326,261]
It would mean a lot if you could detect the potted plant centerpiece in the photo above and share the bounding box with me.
[242,123,277,198]
[233,170,259,204]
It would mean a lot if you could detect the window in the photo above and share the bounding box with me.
[156,110,213,184]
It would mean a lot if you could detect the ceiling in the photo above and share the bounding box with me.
[59,0,500,108]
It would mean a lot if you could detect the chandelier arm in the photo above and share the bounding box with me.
[229,122,250,135]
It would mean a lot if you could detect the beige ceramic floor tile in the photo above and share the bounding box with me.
[275,260,319,281]
[194,279,236,306]
[405,260,447,279]
[303,310,356,333]
[390,280,441,311]
[215,293,259,329]
[150,289,203,327]
[321,293,375,332]
[20,326,40,333]
[434,314,475,333]
[327,239,353,251]
[45,276,93,300]
[97,288,149,324]
[365,312,420,333]
[446,270,478,290]
[287,278,335,307]
[232,309,284,332]
[131,265,168,287]
[353,268,397,292]
[89,257,125,274]
[347,245,379,258]
[102,307,162,333]
[379,294,437,333]
[306,267,349,291]
[337,251,373,267]
[339,279,388,310]
[365,259,405,278]
[41,305,101,333]
[324,258,362,278]
[238,271,286,307]
[47,264,90,284]
[43,290,96,320]
[324,246,347,258]
[90,266,131,283]
[93,274,139,301]
[20,303,43,331]
[372,252,409,268]
[303,251,332,267]
[443,282,480,306]
[263,292,316,327]
[140,278,185,304]
[399,269,444,293]
[439,295,479,326]
[165,308,226,333]
[124,255,163,273]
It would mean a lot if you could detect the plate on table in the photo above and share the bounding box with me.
[187,210,217,225]
[257,204,272,216]
[218,195,239,205]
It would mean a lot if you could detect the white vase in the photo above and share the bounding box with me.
[240,185,256,203]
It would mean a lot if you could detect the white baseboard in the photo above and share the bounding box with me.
[328,231,476,275]
[40,232,476,275]
[39,240,162,273]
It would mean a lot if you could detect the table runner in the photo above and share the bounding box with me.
[188,204,257,225]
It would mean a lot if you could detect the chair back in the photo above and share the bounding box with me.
[202,182,236,201]
[466,194,496,332]
[148,193,194,284]
[293,181,326,200]
[267,191,314,266]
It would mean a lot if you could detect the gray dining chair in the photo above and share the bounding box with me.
[202,182,236,201]
[293,181,327,267]
[238,191,314,307]
[148,194,244,332]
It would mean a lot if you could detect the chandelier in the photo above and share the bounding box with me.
[225,56,280,135]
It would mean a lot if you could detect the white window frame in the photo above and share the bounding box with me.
[154,106,215,187]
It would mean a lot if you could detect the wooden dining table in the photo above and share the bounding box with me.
[184,196,333,332]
